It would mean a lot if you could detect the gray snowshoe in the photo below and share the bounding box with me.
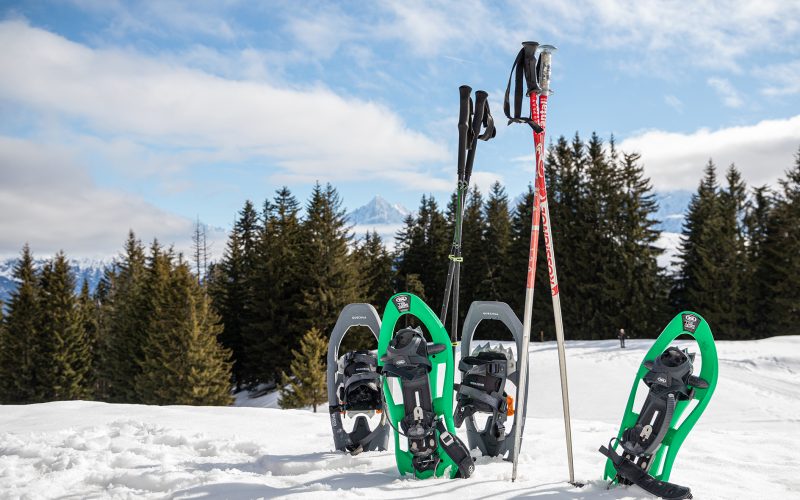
[453,301,529,458]
[327,303,389,455]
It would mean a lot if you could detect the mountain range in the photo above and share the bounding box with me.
[0,192,690,304]
[0,258,109,306]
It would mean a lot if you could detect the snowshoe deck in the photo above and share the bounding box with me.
[602,311,718,494]
[327,303,388,455]
[378,293,468,479]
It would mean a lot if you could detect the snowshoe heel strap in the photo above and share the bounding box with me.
[436,420,475,479]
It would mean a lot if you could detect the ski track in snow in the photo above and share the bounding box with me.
[1,338,799,499]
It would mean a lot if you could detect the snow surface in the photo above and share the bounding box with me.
[2,337,799,499]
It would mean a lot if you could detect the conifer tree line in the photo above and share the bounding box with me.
[0,236,232,405]
[2,135,799,406]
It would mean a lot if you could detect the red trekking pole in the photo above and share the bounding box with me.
[506,42,577,485]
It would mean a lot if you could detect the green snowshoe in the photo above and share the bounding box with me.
[378,292,474,479]
[600,311,719,499]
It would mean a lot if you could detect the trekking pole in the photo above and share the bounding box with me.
[450,90,494,347]
[441,88,495,351]
[441,86,473,350]
[507,42,577,485]
[508,41,542,483]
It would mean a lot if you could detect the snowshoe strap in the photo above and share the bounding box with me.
[621,390,676,457]
[379,328,435,380]
[599,443,692,499]
[453,384,508,427]
[503,44,544,132]
[436,420,475,479]
[453,351,509,428]
[342,371,380,392]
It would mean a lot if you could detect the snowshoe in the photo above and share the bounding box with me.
[378,293,474,479]
[600,311,719,499]
[454,301,529,459]
[327,303,389,455]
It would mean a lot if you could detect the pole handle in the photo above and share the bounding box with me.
[457,85,473,180]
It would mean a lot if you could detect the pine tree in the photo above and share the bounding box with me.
[0,245,40,403]
[481,182,512,300]
[581,134,626,337]
[742,185,772,336]
[672,161,729,335]
[298,183,361,337]
[279,327,327,412]
[247,187,304,384]
[135,253,232,405]
[459,187,487,321]
[393,213,419,295]
[716,165,749,338]
[37,252,91,400]
[101,231,149,402]
[505,184,536,323]
[615,151,667,337]
[398,195,447,309]
[212,201,260,389]
[78,279,100,397]
[760,148,800,337]
[355,230,394,311]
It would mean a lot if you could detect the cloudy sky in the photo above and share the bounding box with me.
[1,1,799,258]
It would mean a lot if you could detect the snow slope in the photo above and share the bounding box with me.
[2,337,799,499]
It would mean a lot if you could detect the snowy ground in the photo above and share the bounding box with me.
[2,337,799,499]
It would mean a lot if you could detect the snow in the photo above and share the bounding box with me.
[2,337,799,499]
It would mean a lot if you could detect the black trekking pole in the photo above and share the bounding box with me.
[440,87,496,352]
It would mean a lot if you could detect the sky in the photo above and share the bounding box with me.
[1,0,799,259]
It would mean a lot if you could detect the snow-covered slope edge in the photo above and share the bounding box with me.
[1,337,798,499]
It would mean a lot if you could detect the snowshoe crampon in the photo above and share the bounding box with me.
[600,311,719,499]
[454,301,529,459]
[379,293,474,479]
[327,304,389,455]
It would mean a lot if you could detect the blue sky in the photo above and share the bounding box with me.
[1,1,799,258]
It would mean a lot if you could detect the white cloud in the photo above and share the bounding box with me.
[620,115,800,190]
[470,171,506,195]
[0,20,448,185]
[707,78,743,108]
[0,136,195,259]
[511,0,800,73]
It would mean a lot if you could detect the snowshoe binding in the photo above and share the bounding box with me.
[600,311,719,499]
[327,304,389,455]
[454,301,529,459]
[378,293,474,479]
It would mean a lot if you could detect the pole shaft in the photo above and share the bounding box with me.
[511,92,545,482]
[535,93,576,483]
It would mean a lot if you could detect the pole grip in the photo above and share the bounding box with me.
[537,45,557,95]
[457,85,473,180]
[522,41,541,96]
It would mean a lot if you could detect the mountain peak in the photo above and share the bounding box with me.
[348,196,410,225]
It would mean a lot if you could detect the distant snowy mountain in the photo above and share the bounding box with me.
[0,257,109,304]
[347,195,410,226]
[347,196,411,247]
